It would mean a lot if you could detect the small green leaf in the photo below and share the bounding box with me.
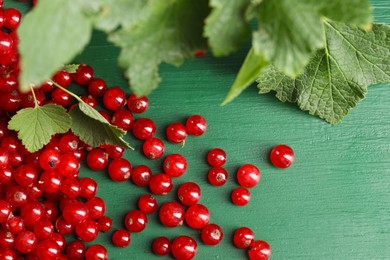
[62,64,80,74]
[8,104,72,152]
[69,103,132,149]
[222,48,268,105]
[204,0,251,56]
[18,0,95,91]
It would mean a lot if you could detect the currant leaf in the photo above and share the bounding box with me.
[18,0,95,91]
[69,103,133,149]
[257,22,390,124]
[109,0,210,96]
[62,64,80,74]
[204,0,251,56]
[8,104,72,152]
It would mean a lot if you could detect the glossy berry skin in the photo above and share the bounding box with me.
[62,201,89,225]
[14,231,38,254]
[102,144,125,159]
[20,200,43,225]
[233,227,255,249]
[149,173,173,195]
[61,177,80,198]
[208,167,228,186]
[186,115,207,136]
[131,165,152,186]
[108,158,132,182]
[35,238,61,259]
[111,109,134,131]
[73,64,94,85]
[143,138,164,159]
[132,118,156,140]
[171,236,197,260]
[33,218,54,240]
[185,204,210,229]
[6,184,28,207]
[55,216,74,235]
[51,88,72,107]
[39,149,60,171]
[236,164,260,188]
[75,219,99,242]
[207,148,227,167]
[5,216,25,234]
[231,187,250,206]
[88,78,107,98]
[159,201,185,228]
[39,170,63,193]
[81,94,98,108]
[0,200,11,223]
[152,236,171,256]
[201,223,224,246]
[177,182,201,206]
[138,194,158,214]
[270,144,294,169]
[14,164,38,187]
[85,244,108,260]
[124,210,148,233]
[52,70,72,87]
[127,94,148,113]
[0,230,14,248]
[166,122,187,144]
[57,153,80,178]
[79,177,98,199]
[86,148,108,171]
[66,241,86,260]
[163,154,187,178]
[86,197,106,220]
[248,240,272,260]
[103,87,126,111]
[112,229,131,248]
[3,8,22,30]
[98,216,113,232]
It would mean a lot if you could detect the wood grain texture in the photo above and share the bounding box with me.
[6,1,390,259]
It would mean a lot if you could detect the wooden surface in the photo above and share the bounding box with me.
[7,1,390,259]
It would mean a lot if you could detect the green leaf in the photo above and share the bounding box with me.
[69,103,132,149]
[18,0,94,91]
[257,22,390,124]
[95,0,147,32]
[8,104,72,152]
[204,0,250,56]
[109,0,210,96]
[62,64,80,74]
[222,48,268,105]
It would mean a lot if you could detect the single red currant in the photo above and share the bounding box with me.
[5,216,25,234]
[35,238,61,259]
[66,241,86,260]
[231,187,250,206]
[33,218,54,240]
[85,244,107,260]
[112,229,131,248]
[236,164,260,188]
[6,184,28,207]
[75,219,99,242]
[3,8,22,30]
[186,115,207,136]
[132,118,156,140]
[79,177,98,199]
[185,204,210,229]
[111,109,134,131]
[201,223,224,246]
[73,64,94,85]
[51,88,72,107]
[270,144,294,169]
[14,164,38,187]
[52,70,72,87]
[20,200,43,225]
[0,200,11,223]
[14,230,38,254]
[138,194,158,214]
[62,201,89,225]
[177,182,201,206]
[207,148,227,167]
[171,236,197,260]
[208,167,228,186]
[55,216,74,235]
[61,177,80,198]
[131,165,152,186]
[233,227,255,249]
[42,201,59,222]
[39,170,63,193]
[159,201,185,228]
[57,153,80,178]
[88,78,107,98]
[39,148,60,171]
[98,216,112,232]
[81,94,98,108]
[248,240,272,260]
[124,210,148,233]
[0,248,16,259]
[0,230,14,248]
[107,158,132,182]
[59,133,79,153]
[85,197,106,220]
[127,94,148,113]
[163,154,187,177]
[143,138,164,159]
[166,122,187,144]
[149,173,173,195]
[102,144,125,159]
[103,87,126,111]
[86,148,108,171]
[152,236,171,256]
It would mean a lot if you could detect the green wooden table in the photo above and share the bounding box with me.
[7,1,390,259]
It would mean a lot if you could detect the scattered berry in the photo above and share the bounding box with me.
[152,236,171,256]
[270,144,294,169]
[124,210,148,233]
[166,122,187,144]
[208,167,228,186]
[85,244,108,260]
[248,240,272,260]
[159,201,185,228]
[185,204,210,229]
[103,87,126,111]
[143,137,164,159]
[186,115,207,136]
[207,148,227,167]
[177,182,201,206]
[201,223,224,246]
[163,154,187,177]
[127,94,148,113]
[233,227,255,249]
[231,187,250,206]
[236,164,260,188]
[138,194,158,214]
[131,165,152,186]
[171,236,197,260]
[149,173,173,195]
[132,118,156,140]
[107,158,132,182]
[112,229,131,248]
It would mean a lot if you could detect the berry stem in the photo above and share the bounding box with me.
[30,86,39,108]
[50,80,83,103]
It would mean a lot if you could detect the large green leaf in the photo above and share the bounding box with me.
[257,22,390,124]
[204,0,250,56]
[109,0,210,96]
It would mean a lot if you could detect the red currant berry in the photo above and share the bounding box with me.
[171,236,197,260]
[194,50,206,57]
[185,204,210,229]
[0,166,12,185]
[33,218,54,240]
[236,164,260,188]
[20,200,43,225]
[55,217,74,235]
[27,183,44,200]
[0,200,11,223]
[103,87,126,111]
[124,210,148,233]
[0,32,13,55]
[98,216,112,232]
[207,148,227,167]
[3,8,22,30]
[201,223,224,246]
[0,248,16,259]
[0,90,21,111]
[177,182,201,206]
[6,184,28,207]
[152,236,171,256]
[186,115,207,136]
[61,177,80,198]
[163,154,187,177]
[112,229,131,248]
[86,148,108,171]
[42,201,59,222]
[62,201,89,225]
[143,138,164,159]
[51,232,67,252]
[85,197,106,220]
[59,133,79,153]
[231,187,250,206]
[102,144,125,159]
[79,177,98,199]
[20,90,46,108]
[14,164,38,187]
[85,244,108,260]
[149,173,173,195]
[0,230,14,248]
[73,64,94,85]
[81,94,98,108]
[35,238,61,259]
[166,122,187,144]
[127,94,148,113]
[66,241,86,260]
[132,118,156,140]
[14,231,38,254]
[57,153,80,178]
[39,170,62,193]
[159,201,185,228]
[39,148,60,171]
[88,78,107,98]
[51,88,72,107]
[40,80,55,92]
[52,70,72,87]
[5,216,25,234]
[138,194,158,214]
[270,144,294,169]
[208,167,228,186]
[233,227,255,249]
[131,165,152,186]
[248,240,272,260]
[75,219,99,242]
[111,109,134,131]
[107,158,132,182]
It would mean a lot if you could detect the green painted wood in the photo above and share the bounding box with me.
[6,1,390,259]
